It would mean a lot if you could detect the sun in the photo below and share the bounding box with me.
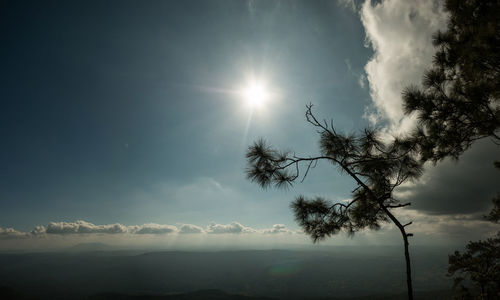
[243,82,269,109]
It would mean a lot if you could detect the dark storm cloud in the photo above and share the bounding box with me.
[396,140,499,215]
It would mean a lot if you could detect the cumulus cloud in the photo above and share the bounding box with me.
[1,221,301,239]
[30,226,46,236]
[45,220,128,235]
[130,223,177,235]
[206,222,256,234]
[178,224,205,234]
[40,221,178,235]
[0,227,30,239]
[361,0,447,134]
[262,224,295,234]
[358,0,499,220]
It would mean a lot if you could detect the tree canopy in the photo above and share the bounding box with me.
[448,232,500,299]
[402,0,500,162]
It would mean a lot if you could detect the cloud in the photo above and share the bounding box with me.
[30,226,46,236]
[337,0,357,12]
[204,223,297,235]
[361,0,448,134]
[262,224,294,234]
[41,221,177,235]
[345,58,366,89]
[358,73,366,89]
[358,1,500,224]
[395,209,499,242]
[178,224,205,234]
[1,221,300,239]
[0,227,30,239]
[1,217,496,247]
[45,220,128,235]
[394,141,500,215]
[131,223,177,235]
[206,222,256,234]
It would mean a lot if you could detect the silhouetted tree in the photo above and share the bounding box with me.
[402,0,500,162]
[448,233,500,299]
[403,3,500,294]
[448,162,500,299]
[485,162,500,223]
[485,194,500,224]
[246,104,422,300]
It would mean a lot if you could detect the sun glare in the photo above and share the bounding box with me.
[243,82,269,109]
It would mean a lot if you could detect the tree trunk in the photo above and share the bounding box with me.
[337,165,415,300]
[380,206,414,300]
[401,231,414,300]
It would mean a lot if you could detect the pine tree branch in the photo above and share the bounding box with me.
[386,203,412,209]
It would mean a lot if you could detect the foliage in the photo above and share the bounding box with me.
[404,1,500,297]
[402,0,500,162]
[246,105,422,241]
[448,162,500,299]
[246,104,422,299]
[485,194,500,224]
[485,162,500,223]
[448,233,500,299]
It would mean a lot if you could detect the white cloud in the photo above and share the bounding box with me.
[206,222,256,234]
[0,227,30,239]
[131,223,177,235]
[345,59,366,89]
[337,0,357,12]
[1,217,496,248]
[358,73,366,88]
[1,220,301,239]
[262,224,295,234]
[178,224,205,234]
[357,1,500,229]
[45,220,128,235]
[361,0,448,135]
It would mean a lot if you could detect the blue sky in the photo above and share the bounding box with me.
[1,0,498,249]
[1,0,370,229]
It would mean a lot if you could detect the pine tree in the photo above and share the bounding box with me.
[246,104,423,300]
[402,0,500,162]
[448,215,500,299]
[448,162,500,299]
[400,1,500,297]
[448,233,500,299]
